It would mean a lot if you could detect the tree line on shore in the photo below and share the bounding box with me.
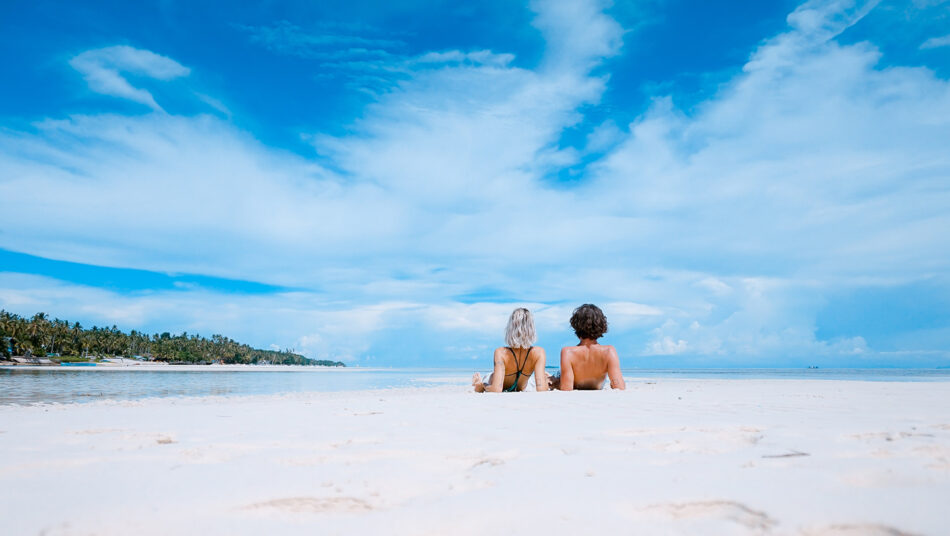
[0,310,344,366]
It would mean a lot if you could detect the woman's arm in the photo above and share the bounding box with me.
[559,348,574,391]
[606,346,625,390]
[533,348,548,391]
[485,350,506,393]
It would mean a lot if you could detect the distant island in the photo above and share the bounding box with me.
[0,310,344,367]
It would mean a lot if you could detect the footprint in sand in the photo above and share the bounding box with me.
[850,431,935,442]
[800,523,919,536]
[244,497,373,514]
[71,428,126,435]
[470,457,505,469]
[638,500,776,532]
[761,450,809,459]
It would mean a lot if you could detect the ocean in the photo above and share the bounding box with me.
[1,367,949,406]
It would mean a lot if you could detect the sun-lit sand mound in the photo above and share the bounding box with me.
[1,379,948,535]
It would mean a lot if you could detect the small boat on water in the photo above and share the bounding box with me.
[60,362,98,367]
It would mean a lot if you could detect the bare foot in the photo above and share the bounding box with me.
[472,373,485,393]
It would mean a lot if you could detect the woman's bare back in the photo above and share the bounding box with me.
[497,347,541,391]
[473,346,548,392]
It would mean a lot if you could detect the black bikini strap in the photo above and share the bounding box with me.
[506,347,531,372]
[518,347,532,373]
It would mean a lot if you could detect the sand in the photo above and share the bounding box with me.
[1,379,948,535]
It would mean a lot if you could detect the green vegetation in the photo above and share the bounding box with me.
[0,310,344,366]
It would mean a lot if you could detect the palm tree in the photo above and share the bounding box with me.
[0,313,16,356]
[70,322,83,356]
[28,313,49,356]
[0,309,327,366]
[47,317,67,355]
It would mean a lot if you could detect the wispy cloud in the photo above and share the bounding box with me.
[414,50,516,67]
[920,33,950,49]
[69,45,190,111]
[531,0,623,72]
[235,20,405,57]
[0,273,670,364]
[236,19,523,94]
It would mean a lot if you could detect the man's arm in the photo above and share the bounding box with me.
[486,350,506,393]
[559,348,574,391]
[606,346,625,390]
[533,348,548,391]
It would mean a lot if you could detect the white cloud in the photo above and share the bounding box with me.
[783,0,880,38]
[531,0,623,72]
[647,335,689,356]
[642,276,858,361]
[0,273,420,362]
[590,0,950,282]
[695,278,733,297]
[194,92,232,117]
[920,34,950,49]
[235,21,404,57]
[69,45,190,110]
[414,50,516,67]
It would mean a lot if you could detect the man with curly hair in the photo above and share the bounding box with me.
[549,304,626,390]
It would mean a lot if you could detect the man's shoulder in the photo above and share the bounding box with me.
[560,345,587,363]
[598,344,619,362]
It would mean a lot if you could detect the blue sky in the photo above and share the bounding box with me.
[1,0,949,367]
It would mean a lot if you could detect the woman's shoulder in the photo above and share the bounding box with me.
[495,346,545,358]
[491,347,508,364]
[525,346,545,360]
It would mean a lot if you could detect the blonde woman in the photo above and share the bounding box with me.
[472,308,548,392]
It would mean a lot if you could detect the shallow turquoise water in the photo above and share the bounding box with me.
[1,367,948,405]
[0,368,461,405]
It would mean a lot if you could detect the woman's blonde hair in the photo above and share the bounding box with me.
[504,308,537,349]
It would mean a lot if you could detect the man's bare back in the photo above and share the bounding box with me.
[555,340,626,390]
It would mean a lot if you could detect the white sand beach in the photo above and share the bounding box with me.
[1,379,949,535]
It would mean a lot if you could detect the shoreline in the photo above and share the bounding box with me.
[1,363,351,371]
[0,378,929,408]
[5,364,949,372]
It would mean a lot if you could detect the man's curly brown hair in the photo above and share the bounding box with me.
[570,304,608,340]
